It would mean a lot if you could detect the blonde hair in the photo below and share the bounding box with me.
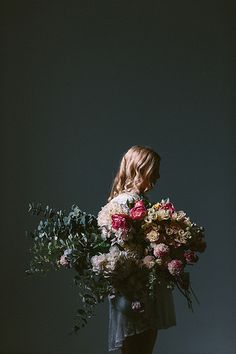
[107,145,161,202]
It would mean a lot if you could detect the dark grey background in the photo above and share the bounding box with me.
[2,1,235,353]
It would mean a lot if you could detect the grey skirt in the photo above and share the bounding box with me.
[108,282,176,352]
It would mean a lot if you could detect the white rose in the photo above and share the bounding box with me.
[156,209,170,220]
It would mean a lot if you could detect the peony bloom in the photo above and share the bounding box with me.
[59,255,69,267]
[91,253,108,273]
[129,200,147,220]
[184,250,199,264]
[111,213,130,231]
[153,243,170,258]
[142,255,155,269]
[160,198,175,215]
[167,259,183,276]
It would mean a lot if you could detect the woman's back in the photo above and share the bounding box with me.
[106,191,177,352]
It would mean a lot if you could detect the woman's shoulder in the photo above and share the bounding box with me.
[97,192,140,226]
[111,191,141,205]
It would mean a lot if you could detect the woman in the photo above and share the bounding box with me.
[106,145,176,354]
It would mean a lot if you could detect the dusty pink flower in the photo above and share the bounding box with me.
[167,259,183,276]
[111,213,130,230]
[59,255,69,267]
[153,243,170,258]
[142,255,155,269]
[184,250,198,264]
[129,200,147,220]
[160,199,175,216]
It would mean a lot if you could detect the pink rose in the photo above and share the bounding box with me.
[184,250,198,264]
[167,259,183,276]
[129,200,147,220]
[111,213,130,230]
[153,243,170,258]
[160,200,175,215]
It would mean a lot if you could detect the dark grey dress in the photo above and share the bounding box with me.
[107,192,177,352]
[108,281,176,352]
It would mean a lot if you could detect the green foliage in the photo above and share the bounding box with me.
[25,202,110,333]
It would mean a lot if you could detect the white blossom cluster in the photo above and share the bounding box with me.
[90,244,137,277]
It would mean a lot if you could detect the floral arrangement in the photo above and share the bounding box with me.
[26,196,206,334]
[92,196,206,308]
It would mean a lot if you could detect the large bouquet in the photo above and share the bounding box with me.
[92,195,206,305]
[26,196,206,333]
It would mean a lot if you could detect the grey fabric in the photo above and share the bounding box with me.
[108,282,176,351]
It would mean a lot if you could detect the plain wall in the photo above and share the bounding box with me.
[1,1,235,353]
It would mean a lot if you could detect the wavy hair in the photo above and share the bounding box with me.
[107,145,161,202]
